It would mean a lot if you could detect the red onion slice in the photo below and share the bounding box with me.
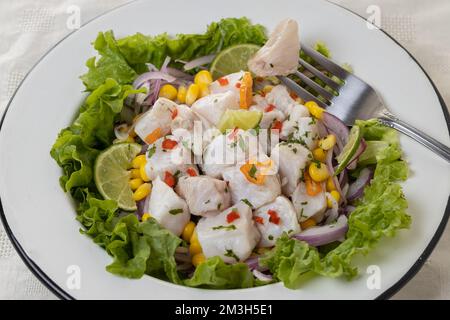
[324,193,339,224]
[293,215,348,247]
[244,256,268,272]
[252,269,273,282]
[136,199,146,218]
[322,112,349,145]
[183,54,215,71]
[166,67,194,81]
[347,167,373,202]
[316,119,329,138]
[133,71,176,89]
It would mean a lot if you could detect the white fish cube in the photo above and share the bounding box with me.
[249,95,286,129]
[201,129,268,179]
[265,85,302,116]
[209,71,244,101]
[248,19,300,77]
[271,142,312,196]
[292,182,327,223]
[254,196,301,247]
[143,135,193,181]
[222,164,281,209]
[134,98,177,142]
[282,117,319,150]
[191,91,239,126]
[196,202,260,263]
[176,175,231,216]
[148,178,190,236]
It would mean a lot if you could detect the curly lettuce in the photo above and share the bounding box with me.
[81,17,267,90]
[260,119,411,288]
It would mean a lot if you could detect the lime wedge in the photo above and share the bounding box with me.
[217,109,263,133]
[335,125,361,175]
[94,143,142,211]
[210,44,260,80]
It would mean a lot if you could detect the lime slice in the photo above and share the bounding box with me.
[217,109,263,133]
[334,125,361,175]
[94,143,142,211]
[210,44,260,80]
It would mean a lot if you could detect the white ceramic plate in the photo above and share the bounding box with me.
[1,0,449,300]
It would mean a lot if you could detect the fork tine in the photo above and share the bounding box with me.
[293,70,335,102]
[301,45,350,80]
[277,76,328,109]
[298,58,341,91]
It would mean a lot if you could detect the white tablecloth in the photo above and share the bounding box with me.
[0,0,449,300]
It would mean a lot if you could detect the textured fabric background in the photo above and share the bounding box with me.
[0,0,449,300]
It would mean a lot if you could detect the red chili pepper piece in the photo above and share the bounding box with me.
[254,216,264,225]
[265,104,276,112]
[186,167,197,177]
[162,139,178,150]
[268,210,280,225]
[218,77,229,86]
[226,210,240,223]
[164,171,176,188]
[271,120,282,131]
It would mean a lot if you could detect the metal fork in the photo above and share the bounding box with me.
[279,45,450,162]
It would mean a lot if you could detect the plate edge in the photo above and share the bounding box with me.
[0,0,449,301]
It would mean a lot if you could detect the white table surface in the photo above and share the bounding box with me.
[0,0,449,300]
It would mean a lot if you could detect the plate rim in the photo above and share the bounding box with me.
[0,0,449,300]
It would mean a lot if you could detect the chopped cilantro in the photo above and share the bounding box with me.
[224,249,239,262]
[241,199,253,208]
[212,225,237,231]
[169,208,183,215]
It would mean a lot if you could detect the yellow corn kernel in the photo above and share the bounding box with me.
[305,101,324,119]
[140,165,150,182]
[194,70,213,86]
[177,85,187,104]
[132,183,151,201]
[327,191,341,208]
[326,177,336,192]
[192,253,206,267]
[130,168,141,179]
[190,230,199,244]
[132,155,147,169]
[308,162,329,182]
[159,84,178,100]
[186,84,200,106]
[129,178,143,191]
[142,213,152,222]
[331,190,340,202]
[262,85,273,95]
[189,241,202,256]
[319,134,337,151]
[300,218,316,230]
[182,221,196,242]
[198,83,210,97]
[312,148,326,162]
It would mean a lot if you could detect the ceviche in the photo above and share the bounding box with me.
[51,18,410,289]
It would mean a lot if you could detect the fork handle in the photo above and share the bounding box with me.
[378,114,450,162]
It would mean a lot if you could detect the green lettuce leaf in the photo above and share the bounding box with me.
[50,78,143,192]
[81,18,266,90]
[185,256,254,289]
[75,189,118,247]
[260,119,411,288]
[105,216,182,282]
[116,17,267,70]
[80,32,138,91]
